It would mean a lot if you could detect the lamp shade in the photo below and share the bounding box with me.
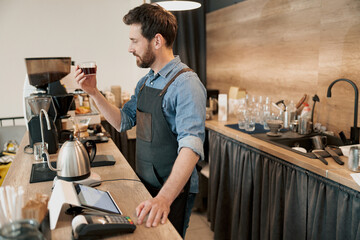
[153,1,201,11]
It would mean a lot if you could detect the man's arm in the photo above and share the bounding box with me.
[136,147,199,227]
[88,90,122,131]
[135,71,206,228]
[74,66,122,131]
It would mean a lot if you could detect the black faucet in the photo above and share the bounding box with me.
[311,94,320,125]
[327,78,359,144]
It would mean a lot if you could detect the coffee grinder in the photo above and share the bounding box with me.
[25,57,72,154]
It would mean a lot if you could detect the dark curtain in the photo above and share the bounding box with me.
[307,172,360,240]
[208,129,360,240]
[101,120,136,170]
[151,0,207,86]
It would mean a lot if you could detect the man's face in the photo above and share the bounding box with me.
[128,24,155,68]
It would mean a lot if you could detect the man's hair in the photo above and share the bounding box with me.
[123,3,178,48]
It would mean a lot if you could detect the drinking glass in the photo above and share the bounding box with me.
[245,109,256,132]
[254,102,263,124]
[0,219,45,240]
[236,99,247,129]
[33,142,48,162]
[263,111,271,130]
[249,95,256,108]
[79,61,96,75]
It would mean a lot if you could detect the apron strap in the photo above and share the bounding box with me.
[159,68,193,96]
[139,79,148,92]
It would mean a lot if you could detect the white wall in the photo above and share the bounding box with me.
[0,0,148,118]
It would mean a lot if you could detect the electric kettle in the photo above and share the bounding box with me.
[47,135,96,181]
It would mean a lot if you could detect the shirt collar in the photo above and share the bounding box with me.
[146,56,181,79]
[158,56,181,78]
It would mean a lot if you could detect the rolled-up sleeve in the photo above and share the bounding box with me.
[119,108,135,132]
[119,77,147,132]
[173,73,206,160]
[178,135,205,160]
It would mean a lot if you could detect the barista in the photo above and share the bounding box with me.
[74,3,206,238]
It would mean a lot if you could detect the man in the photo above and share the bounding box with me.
[74,3,206,238]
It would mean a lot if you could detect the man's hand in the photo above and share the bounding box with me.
[136,195,171,227]
[74,65,97,96]
[135,148,199,228]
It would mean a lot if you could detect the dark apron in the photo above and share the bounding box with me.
[136,68,192,237]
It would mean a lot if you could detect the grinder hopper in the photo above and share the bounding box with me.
[25,57,71,90]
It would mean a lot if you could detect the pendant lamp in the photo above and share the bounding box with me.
[152,0,201,11]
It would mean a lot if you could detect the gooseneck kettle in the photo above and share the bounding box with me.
[47,135,96,181]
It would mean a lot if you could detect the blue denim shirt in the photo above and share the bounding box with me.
[120,56,206,193]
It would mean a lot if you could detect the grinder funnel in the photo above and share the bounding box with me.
[52,94,74,118]
[25,57,71,88]
[27,95,52,115]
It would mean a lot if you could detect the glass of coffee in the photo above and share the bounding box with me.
[79,61,96,75]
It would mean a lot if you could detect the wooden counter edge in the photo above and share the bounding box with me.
[2,132,182,240]
[205,119,360,192]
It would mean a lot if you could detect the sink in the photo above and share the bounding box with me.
[252,131,344,159]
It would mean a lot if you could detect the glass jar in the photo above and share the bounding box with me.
[0,219,45,240]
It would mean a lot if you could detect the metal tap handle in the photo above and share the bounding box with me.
[39,109,50,148]
[39,109,59,171]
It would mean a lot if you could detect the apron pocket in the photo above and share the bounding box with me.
[136,159,162,189]
[136,109,152,142]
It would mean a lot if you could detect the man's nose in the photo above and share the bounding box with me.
[128,45,134,53]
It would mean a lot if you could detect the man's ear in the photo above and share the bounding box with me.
[153,33,165,49]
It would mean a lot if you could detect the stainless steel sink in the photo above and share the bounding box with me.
[252,131,344,159]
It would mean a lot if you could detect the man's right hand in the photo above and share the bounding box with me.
[74,65,98,96]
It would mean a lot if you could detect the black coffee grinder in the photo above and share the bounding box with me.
[24,57,72,154]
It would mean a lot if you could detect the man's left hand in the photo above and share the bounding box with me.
[136,195,171,227]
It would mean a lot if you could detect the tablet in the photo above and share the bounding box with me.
[74,183,122,215]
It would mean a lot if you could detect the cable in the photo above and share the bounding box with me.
[101,178,142,183]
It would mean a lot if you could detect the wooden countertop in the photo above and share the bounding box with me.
[205,118,360,192]
[2,132,181,240]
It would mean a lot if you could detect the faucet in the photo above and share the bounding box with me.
[311,94,320,125]
[39,109,53,169]
[327,78,359,144]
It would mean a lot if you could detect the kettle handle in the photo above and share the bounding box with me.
[83,140,97,163]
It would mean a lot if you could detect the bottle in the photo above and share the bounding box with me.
[283,109,289,129]
[300,103,311,118]
[299,103,311,134]
[262,97,271,130]
[287,100,296,130]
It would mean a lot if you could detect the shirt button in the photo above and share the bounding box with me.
[150,82,154,85]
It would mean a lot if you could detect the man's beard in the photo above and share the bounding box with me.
[135,45,156,68]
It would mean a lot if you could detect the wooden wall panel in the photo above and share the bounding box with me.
[207,0,360,138]
[317,0,360,138]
